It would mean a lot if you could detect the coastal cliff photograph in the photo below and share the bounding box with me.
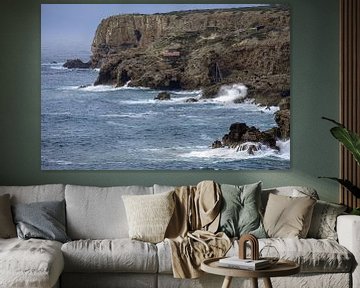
[41,4,291,170]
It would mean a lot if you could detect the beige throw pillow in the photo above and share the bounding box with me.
[122,191,175,243]
[0,194,17,238]
[263,193,316,238]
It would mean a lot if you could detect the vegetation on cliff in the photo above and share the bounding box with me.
[89,6,290,106]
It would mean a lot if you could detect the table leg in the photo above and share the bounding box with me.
[221,276,233,288]
[263,277,273,288]
[251,278,258,288]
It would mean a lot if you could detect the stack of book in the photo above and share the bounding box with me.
[218,257,271,270]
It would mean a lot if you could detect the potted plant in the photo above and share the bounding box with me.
[320,117,360,215]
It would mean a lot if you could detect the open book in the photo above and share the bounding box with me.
[218,257,271,270]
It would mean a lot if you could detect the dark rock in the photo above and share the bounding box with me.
[63,59,91,69]
[273,97,290,139]
[215,122,279,153]
[212,140,223,149]
[155,92,171,100]
[201,84,222,99]
[222,123,249,145]
[186,98,199,103]
[275,109,290,139]
[279,97,290,110]
[78,84,90,89]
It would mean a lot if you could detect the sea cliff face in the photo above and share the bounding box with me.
[90,6,290,105]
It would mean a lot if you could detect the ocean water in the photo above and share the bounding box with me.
[41,48,290,170]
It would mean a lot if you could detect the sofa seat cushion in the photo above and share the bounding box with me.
[61,239,158,273]
[231,238,353,273]
[157,238,354,274]
[0,238,64,288]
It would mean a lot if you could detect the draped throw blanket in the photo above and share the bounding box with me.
[165,181,231,278]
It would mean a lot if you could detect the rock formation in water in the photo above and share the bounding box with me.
[154,91,171,100]
[90,5,290,106]
[211,97,290,152]
[63,59,92,69]
[212,122,279,153]
[274,97,290,139]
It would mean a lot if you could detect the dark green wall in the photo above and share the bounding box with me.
[0,0,340,202]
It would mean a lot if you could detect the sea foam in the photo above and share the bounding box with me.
[181,139,290,161]
[213,83,248,103]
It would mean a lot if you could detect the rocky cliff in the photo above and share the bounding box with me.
[90,6,290,105]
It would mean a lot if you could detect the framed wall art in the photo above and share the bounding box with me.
[41,4,290,170]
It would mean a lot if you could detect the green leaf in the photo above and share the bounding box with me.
[330,126,360,165]
[351,208,360,215]
[319,177,360,198]
[322,117,360,165]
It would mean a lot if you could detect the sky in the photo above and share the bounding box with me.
[41,4,265,52]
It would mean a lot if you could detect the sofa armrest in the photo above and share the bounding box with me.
[337,215,360,288]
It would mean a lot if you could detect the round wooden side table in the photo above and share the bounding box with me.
[201,257,300,288]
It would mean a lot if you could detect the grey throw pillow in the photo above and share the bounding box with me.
[12,200,70,243]
[218,182,266,238]
[307,200,347,240]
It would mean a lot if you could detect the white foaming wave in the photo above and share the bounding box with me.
[123,96,198,105]
[259,105,280,113]
[59,83,151,92]
[213,83,248,104]
[122,99,157,105]
[170,96,200,103]
[58,86,79,91]
[47,160,73,165]
[51,65,67,70]
[80,85,122,92]
[276,139,290,159]
[171,89,202,96]
[204,99,280,113]
[181,140,290,160]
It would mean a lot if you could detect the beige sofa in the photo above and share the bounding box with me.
[0,184,359,288]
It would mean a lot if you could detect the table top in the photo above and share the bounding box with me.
[201,257,300,278]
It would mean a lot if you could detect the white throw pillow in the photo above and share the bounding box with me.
[122,191,175,243]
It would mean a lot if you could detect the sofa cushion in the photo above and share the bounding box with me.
[262,238,353,273]
[157,237,353,274]
[61,239,158,273]
[307,200,347,240]
[0,184,65,204]
[0,194,16,238]
[218,182,266,238]
[12,200,70,243]
[65,185,153,239]
[263,193,316,238]
[0,238,64,288]
[122,191,175,243]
